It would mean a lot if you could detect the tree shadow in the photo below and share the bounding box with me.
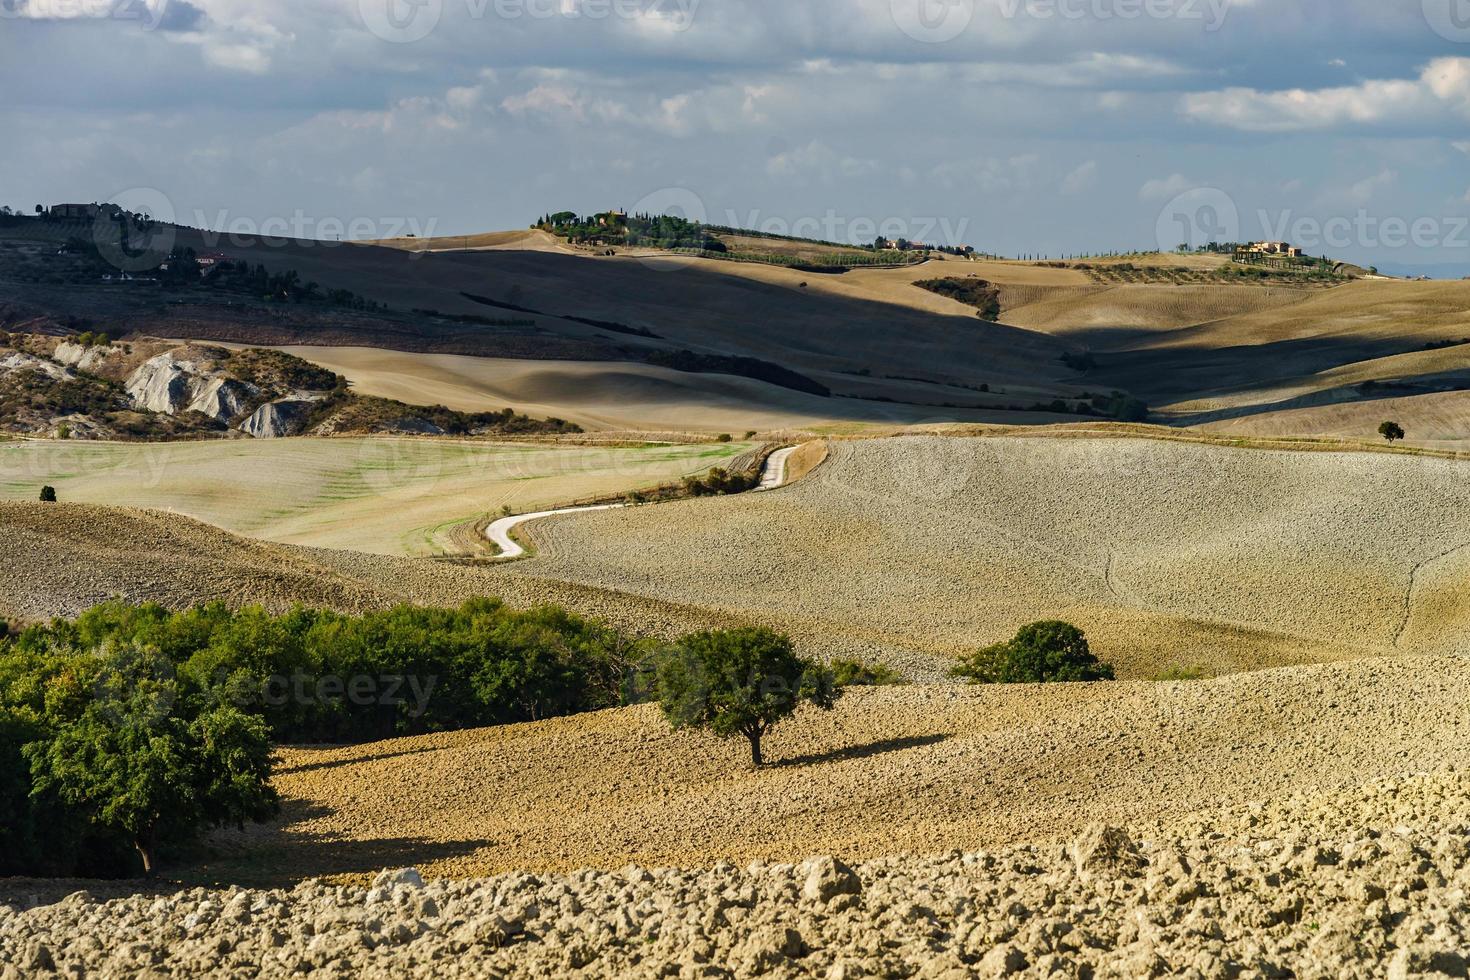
[181,800,495,888]
[274,744,444,777]
[772,733,950,769]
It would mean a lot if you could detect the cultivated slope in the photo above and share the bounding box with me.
[201,656,1470,882]
[494,436,1470,678]
[8,435,1468,677]
[0,439,746,557]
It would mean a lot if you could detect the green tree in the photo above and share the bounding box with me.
[24,645,278,875]
[655,628,841,767]
[39,486,57,503]
[952,621,1116,685]
[1379,421,1406,443]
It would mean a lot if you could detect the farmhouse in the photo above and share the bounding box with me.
[48,203,101,221]
[1236,241,1304,258]
[1233,240,1306,267]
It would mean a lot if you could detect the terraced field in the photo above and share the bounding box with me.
[0,438,748,556]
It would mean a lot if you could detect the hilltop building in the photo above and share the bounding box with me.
[1234,240,1305,264]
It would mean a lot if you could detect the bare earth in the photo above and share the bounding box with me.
[490,436,1470,679]
[205,656,1470,883]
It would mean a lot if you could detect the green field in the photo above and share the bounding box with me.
[0,438,748,556]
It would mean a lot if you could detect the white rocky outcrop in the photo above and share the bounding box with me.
[51,342,114,374]
[0,351,74,382]
[240,394,325,439]
[124,352,210,415]
[186,377,258,423]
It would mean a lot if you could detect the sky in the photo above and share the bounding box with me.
[2,0,1469,273]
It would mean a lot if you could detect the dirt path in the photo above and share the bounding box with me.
[484,446,798,558]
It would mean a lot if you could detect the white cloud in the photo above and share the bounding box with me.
[1181,58,1470,132]
[766,141,879,182]
[1060,161,1098,195]
[1138,174,1195,201]
[928,155,1038,194]
[1344,168,1397,207]
[202,42,270,74]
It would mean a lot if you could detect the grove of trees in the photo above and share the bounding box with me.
[0,598,650,876]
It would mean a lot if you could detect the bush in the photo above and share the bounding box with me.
[655,628,841,767]
[12,598,648,744]
[1379,421,1405,443]
[716,433,733,443]
[683,467,758,497]
[39,485,57,503]
[951,622,1116,684]
[829,658,906,687]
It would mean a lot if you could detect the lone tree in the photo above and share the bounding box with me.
[39,486,57,503]
[1379,421,1406,443]
[952,621,1116,684]
[25,645,278,876]
[655,627,841,767]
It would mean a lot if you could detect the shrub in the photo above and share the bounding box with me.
[716,433,733,443]
[683,467,758,497]
[952,622,1116,684]
[39,486,57,503]
[655,628,841,767]
[1379,421,1405,443]
[12,598,649,744]
[829,658,905,687]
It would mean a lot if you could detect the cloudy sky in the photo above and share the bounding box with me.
[3,0,1469,272]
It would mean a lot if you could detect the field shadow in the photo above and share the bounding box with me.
[275,744,443,777]
[185,800,494,888]
[773,733,949,769]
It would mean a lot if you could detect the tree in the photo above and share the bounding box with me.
[1379,421,1405,443]
[39,486,57,503]
[952,621,1116,685]
[655,628,841,767]
[24,644,278,875]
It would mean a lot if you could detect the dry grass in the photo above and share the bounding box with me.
[0,438,748,556]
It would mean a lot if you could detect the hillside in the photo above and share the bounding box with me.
[0,440,747,556]
[206,656,1470,882]
[8,434,1467,678]
[9,216,1469,444]
[0,332,577,440]
[488,435,1470,679]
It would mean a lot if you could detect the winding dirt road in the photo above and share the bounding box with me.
[485,445,797,559]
